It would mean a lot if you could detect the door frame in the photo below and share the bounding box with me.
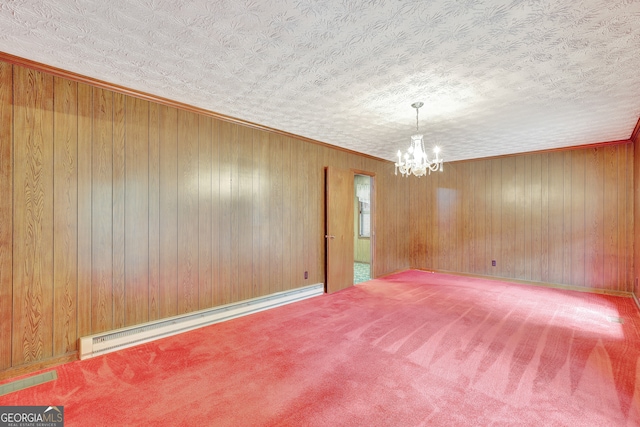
[353,169,375,281]
[325,167,376,294]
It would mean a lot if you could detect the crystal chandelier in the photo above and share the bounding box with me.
[395,102,443,177]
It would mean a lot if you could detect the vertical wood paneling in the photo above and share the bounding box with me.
[237,126,253,301]
[523,155,532,280]
[571,149,586,287]
[409,143,632,292]
[76,83,92,338]
[603,146,618,290]
[0,61,13,369]
[624,142,634,293]
[217,121,231,304]
[490,159,501,276]
[112,93,125,329]
[547,153,564,284]
[281,137,293,291]
[484,161,493,276]
[501,157,516,277]
[562,152,572,285]
[12,66,54,364]
[124,96,149,326]
[530,154,542,281]
[148,103,160,320]
[158,106,178,318]
[585,148,604,288]
[229,123,240,301]
[269,135,283,294]
[251,129,263,296]
[257,130,271,295]
[52,76,78,356]
[540,153,549,282]
[198,115,213,308]
[514,156,526,278]
[292,138,304,288]
[473,161,487,274]
[177,110,199,313]
[91,87,113,334]
[210,119,221,305]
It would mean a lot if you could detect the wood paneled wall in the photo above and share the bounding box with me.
[410,144,635,292]
[0,60,410,377]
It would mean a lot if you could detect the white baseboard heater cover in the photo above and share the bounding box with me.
[79,283,324,360]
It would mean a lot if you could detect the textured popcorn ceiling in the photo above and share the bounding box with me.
[1,0,640,162]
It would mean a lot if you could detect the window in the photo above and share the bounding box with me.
[359,201,370,238]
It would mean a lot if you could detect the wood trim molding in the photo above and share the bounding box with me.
[0,51,389,164]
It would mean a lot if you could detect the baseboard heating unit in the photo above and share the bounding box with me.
[79,283,324,359]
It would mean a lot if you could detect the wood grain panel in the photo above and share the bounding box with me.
[570,149,586,287]
[269,134,283,294]
[52,76,78,356]
[228,123,240,302]
[483,161,493,276]
[237,126,253,300]
[217,120,232,304]
[198,115,213,308]
[76,83,93,338]
[292,138,304,288]
[112,93,125,329]
[125,96,149,325]
[177,109,199,314]
[256,130,270,296]
[460,162,471,273]
[148,102,160,320]
[0,61,13,369]
[585,148,604,288]
[501,157,516,277]
[490,159,501,276]
[547,153,564,284]
[523,154,532,280]
[252,129,264,296]
[210,119,221,305]
[562,152,572,285]
[281,137,293,292]
[603,146,618,291]
[514,156,526,278]
[540,153,549,282]
[12,66,54,364]
[623,142,634,293]
[472,161,486,274]
[530,154,542,281]
[91,87,114,334]
[158,105,178,318]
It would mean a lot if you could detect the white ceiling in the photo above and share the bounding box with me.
[1,0,640,162]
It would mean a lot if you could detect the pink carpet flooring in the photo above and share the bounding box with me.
[1,270,640,426]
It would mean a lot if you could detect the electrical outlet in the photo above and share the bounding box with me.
[492,260,496,267]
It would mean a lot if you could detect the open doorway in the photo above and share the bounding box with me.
[354,174,372,284]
